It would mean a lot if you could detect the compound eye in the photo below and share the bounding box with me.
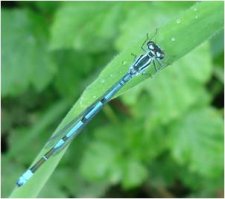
[148,44,154,50]
[149,45,154,50]
[156,51,161,58]
[147,41,154,50]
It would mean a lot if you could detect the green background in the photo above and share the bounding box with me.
[2,1,224,197]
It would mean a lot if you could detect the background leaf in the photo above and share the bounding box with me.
[168,108,223,178]
[2,9,56,96]
[50,2,124,52]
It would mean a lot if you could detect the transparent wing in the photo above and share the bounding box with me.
[44,115,82,151]
[44,99,100,151]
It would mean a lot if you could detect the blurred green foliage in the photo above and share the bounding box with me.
[2,2,224,198]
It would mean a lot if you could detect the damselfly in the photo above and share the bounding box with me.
[16,36,165,187]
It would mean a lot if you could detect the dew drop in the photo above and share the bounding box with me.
[93,95,97,99]
[110,74,113,77]
[122,61,127,65]
[171,37,176,42]
[101,79,105,84]
[176,19,181,24]
[195,15,199,19]
[194,7,198,12]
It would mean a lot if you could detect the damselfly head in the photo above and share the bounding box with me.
[147,41,164,60]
